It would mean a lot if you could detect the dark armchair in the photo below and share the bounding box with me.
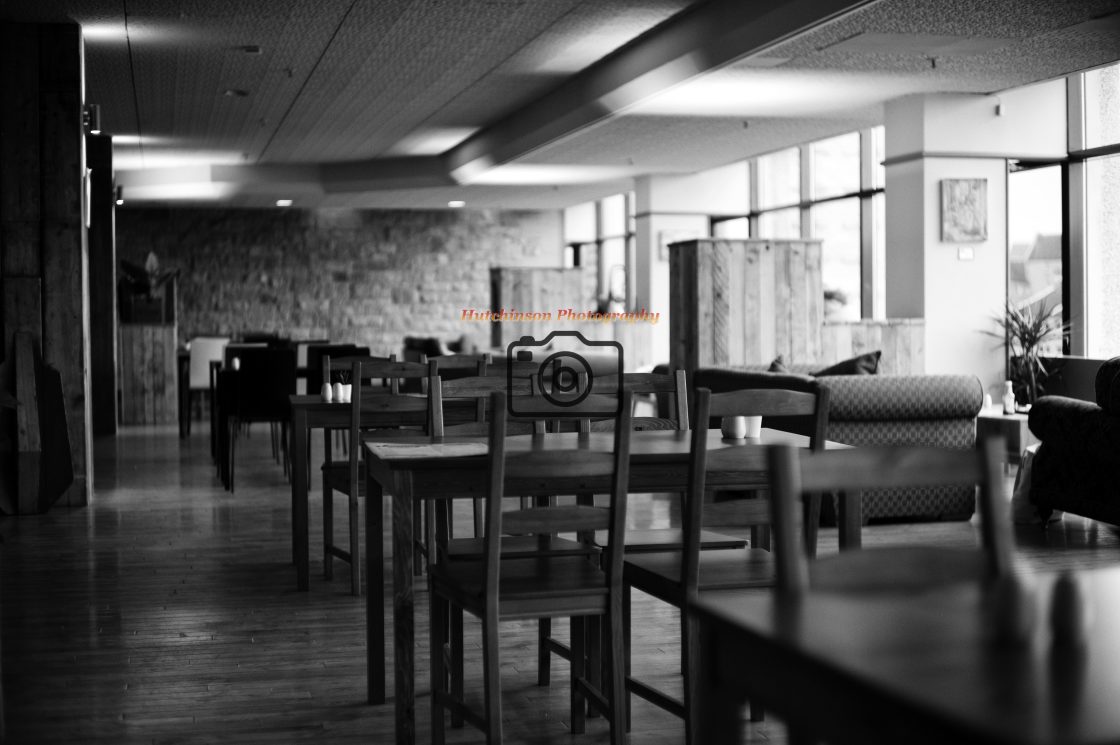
[1028,356,1120,525]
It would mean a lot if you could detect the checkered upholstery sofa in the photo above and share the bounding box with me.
[690,367,985,523]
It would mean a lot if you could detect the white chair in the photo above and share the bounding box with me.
[183,336,229,436]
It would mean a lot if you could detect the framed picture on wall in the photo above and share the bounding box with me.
[940,178,988,242]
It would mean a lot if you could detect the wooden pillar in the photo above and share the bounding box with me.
[87,133,117,436]
[0,22,91,507]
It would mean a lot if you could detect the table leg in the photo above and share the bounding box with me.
[696,617,746,745]
[393,474,416,745]
[365,461,386,704]
[837,489,862,550]
[291,408,310,590]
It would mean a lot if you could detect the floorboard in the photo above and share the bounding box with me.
[1,424,1116,744]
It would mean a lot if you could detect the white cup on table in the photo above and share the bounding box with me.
[746,415,763,438]
[720,416,747,439]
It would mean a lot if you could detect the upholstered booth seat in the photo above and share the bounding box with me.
[684,366,984,523]
[1028,356,1120,525]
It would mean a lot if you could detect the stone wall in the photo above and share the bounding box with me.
[116,207,563,355]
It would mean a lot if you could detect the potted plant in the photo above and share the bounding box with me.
[989,300,1070,407]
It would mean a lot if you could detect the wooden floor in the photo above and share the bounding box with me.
[1,424,1118,745]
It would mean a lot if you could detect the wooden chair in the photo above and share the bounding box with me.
[320,356,432,595]
[183,335,229,435]
[622,381,829,744]
[766,437,1013,596]
[763,437,1013,745]
[428,390,633,745]
[587,371,748,554]
[226,346,298,493]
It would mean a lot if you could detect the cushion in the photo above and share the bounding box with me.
[813,350,881,376]
[1095,356,1120,415]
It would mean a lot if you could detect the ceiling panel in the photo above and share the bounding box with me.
[3,0,1120,209]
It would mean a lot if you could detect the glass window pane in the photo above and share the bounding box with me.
[564,201,597,244]
[810,198,861,322]
[1085,62,1120,149]
[872,192,885,319]
[600,193,627,237]
[758,147,799,209]
[870,126,886,190]
[1086,154,1120,357]
[601,237,627,305]
[758,208,800,239]
[713,217,749,239]
[810,132,860,199]
[1008,167,1063,340]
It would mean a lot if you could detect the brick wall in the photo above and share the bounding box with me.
[116,207,563,355]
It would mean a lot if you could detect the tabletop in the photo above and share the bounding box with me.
[692,567,1120,745]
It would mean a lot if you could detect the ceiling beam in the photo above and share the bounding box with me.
[443,0,879,183]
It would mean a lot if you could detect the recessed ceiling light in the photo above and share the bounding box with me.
[276,199,293,207]
[448,200,466,208]
[223,89,249,98]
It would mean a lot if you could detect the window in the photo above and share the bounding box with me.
[757,147,799,209]
[758,208,800,239]
[810,132,860,200]
[1007,165,1063,322]
[810,198,861,321]
[563,192,636,310]
[703,126,884,319]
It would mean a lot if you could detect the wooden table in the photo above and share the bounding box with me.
[362,428,859,745]
[287,393,477,591]
[692,567,1120,745]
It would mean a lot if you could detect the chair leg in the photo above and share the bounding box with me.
[623,583,632,731]
[229,418,237,494]
[348,492,361,596]
[482,609,503,745]
[323,477,334,580]
[430,589,448,745]
[451,606,464,728]
[570,616,587,735]
[413,502,424,576]
[586,615,601,719]
[537,619,551,687]
[605,603,627,745]
[683,600,699,745]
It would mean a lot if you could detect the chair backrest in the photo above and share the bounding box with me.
[224,342,267,370]
[306,343,370,391]
[480,390,634,597]
[231,346,298,421]
[766,437,1014,596]
[679,385,830,595]
[707,380,829,451]
[343,358,436,496]
[188,336,229,390]
[431,353,491,376]
[430,373,543,437]
[295,338,331,368]
[586,370,690,432]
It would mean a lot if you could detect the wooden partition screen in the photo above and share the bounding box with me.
[669,238,924,375]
